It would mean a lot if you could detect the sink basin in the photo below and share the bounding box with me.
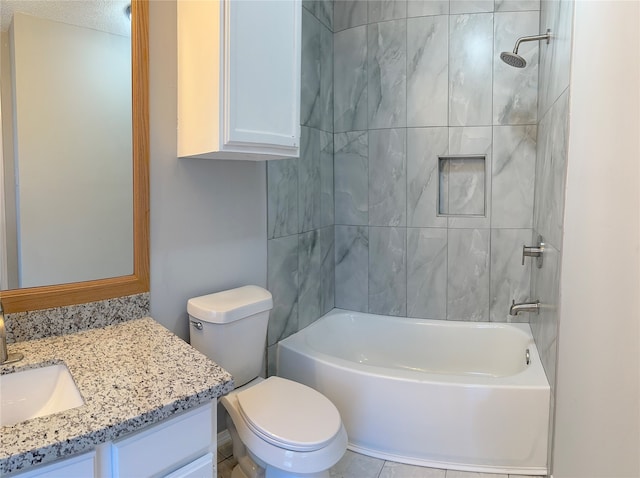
[0,364,84,427]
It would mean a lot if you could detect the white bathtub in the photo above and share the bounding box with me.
[277,309,550,475]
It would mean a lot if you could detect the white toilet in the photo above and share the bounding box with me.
[188,285,347,478]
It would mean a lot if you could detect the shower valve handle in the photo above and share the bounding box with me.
[522,235,545,268]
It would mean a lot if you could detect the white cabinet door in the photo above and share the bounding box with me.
[225,0,300,152]
[9,404,216,478]
[178,0,301,160]
[11,451,96,478]
[111,404,214,478]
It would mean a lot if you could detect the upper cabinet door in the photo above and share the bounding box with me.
[178,0,301,161]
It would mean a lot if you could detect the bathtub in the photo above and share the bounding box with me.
[277,309,550,475]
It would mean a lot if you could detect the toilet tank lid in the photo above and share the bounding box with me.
[187,286,273,324]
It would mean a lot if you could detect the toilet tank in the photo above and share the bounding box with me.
[188,286,273,387]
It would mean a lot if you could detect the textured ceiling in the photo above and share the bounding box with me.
[1,0,131,36]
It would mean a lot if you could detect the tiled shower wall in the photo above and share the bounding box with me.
[530,0,574,466]
[266,1,335,373]
[530,0,573,395]
[333,0,540,321]
[266,0,564,374]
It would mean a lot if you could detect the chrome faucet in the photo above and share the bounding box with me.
[0,302,24,365]
[509,300,540,316]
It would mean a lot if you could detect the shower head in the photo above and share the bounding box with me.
[500,51,527,68]
[500,29,551,68]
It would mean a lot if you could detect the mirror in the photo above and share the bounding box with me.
[2,0,133,290]
[0,0,148,313]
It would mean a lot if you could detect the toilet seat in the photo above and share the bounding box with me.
[236,377,342,452]
[221,377,348,475]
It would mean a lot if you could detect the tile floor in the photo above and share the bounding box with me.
[216,440,540,478]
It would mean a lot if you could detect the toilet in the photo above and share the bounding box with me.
[188,285,347,478]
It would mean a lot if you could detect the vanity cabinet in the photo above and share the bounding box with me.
[10,403,215,478]
[9,452,96,478]
[177,0,302,160]
[111,402,214,477]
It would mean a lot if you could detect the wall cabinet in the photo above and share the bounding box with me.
[178,0,302,160]
[11,403,215,478]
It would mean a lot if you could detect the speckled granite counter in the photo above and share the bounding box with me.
[0,317,234,475]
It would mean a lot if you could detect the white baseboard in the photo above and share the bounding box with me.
[217,429,232,450]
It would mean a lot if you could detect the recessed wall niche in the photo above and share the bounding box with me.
[438,155,486,216]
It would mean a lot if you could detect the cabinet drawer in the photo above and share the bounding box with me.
[112,404,213,478]
[163,453,214,478]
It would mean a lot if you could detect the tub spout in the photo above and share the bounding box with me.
[509,300,540,316]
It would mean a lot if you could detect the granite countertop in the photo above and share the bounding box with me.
[0,317,234,475]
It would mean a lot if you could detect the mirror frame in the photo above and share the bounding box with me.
[0,0,149,313]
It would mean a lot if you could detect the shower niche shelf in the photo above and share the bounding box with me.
[438,155,486,217]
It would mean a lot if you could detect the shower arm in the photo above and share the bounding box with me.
[513,29,551,54]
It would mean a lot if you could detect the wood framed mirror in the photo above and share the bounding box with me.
[0,0,149,313]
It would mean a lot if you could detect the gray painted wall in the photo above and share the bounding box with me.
[149,1,267,340]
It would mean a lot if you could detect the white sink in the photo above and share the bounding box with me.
[0,364,84,427]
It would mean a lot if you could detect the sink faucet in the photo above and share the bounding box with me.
[0,302,24,365]
[509,300,540,316]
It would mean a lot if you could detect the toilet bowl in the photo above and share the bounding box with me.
[187,286,347,478]
[221,377,347,478]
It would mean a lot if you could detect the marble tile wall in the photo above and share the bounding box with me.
[267,0,571,384]
[334,0,541,322]
[266,1,335,372]
[529,0,574,469]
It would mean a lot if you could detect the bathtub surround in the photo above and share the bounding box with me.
[335,225,369,312]
[368,20,406,129]
[333,26,367,132]
[493,11,540,125]
[265,2,336,372]
[267,1,543,371]
[3,293,149,343]
[332,1,539,321]
[449,13,493,127]
[334,131,368,225]
[407,15,448,127]
[266,0,335,374]
[407,228,447,319]
[528,0,574,470]
[369,227,407,316]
